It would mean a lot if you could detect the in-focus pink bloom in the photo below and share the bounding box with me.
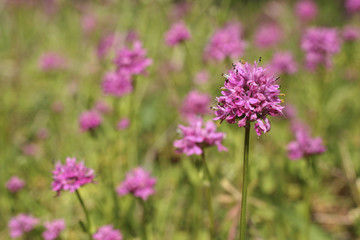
[42,219,66,240]
[295,0,318,21]
[117,167,156,201]
[21,143,38,156]
[51,157,95,196]
[93,225,123,240]
[8,214,39,238]
[254,24,283,49]
[213,60,284,136]
[343,26,360,42]
[102,71,133,97]
[117,118,130,130]
[346,0,360,13]
[204,21,246,62]
[39,52,66,71]
[174,118,227,156]
[165,22,191,46]
[301,27,341,70]
[194,70,209,84]
[287,121,326,160]
[6,176,25,193]
[94,100,112,114]
[79,110,102,132]
[180,90,211,119]
[269,52,298,75]
[113,41,152,76]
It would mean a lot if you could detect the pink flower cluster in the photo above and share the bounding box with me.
[165,22,191,46]
[38,52,66,71]
[295,0,318,21]
[346,0,360,13]
[213,60,283,136]
[117,118,130,130]
[287,121,326,160]
[97,34,118,59]
[269,52,298,75]
[8,214,39,238]
[79,110,103,132]
[174,118,227,156]
[102,71,133,97]
[254,24,283,49]
[301,27,341,70]
[343,26,360,42]
[52,157,95,196]
[93,225,123,240]
[117,167,156,201]
[180,90,211,119]
[204,21,246,62]
[6,176,25,193]
[42,219,66,240]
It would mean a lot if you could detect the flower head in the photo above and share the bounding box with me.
[301,27,341,70]
[6,176,25,193]
[194,70,209,84]
[117,167,156,201]
[51,157,95,196]
[8,214,39,238]
[254,24,283,49]
[117,118,130,130]
[165,22,191,46]
[102,71,133,97]
[113,41,152,76]
[213,60,283,136]
[42,219,66,240]
[93,225,123,240]
[295,0,318,21]
[269,52,298,75]
[79,111,102,132]
[180,91,211,119]
[39,52,66,71]
[174,118,227,156]
[343,26,360,42]
[97,34,118,59]
[346,0,360,13]
[94,100,112,114]
[204,21,246,62]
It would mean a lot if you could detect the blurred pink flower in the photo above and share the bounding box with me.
[94,100,112,114]
[8,214,39,238]
[52,101,64,113]
[117,167,156,201]
[346,0,360,13]
[81,14,97,34]
[180,90,211,119]
[39,52,66,71]
[174,118,227,156]
[42,219,65,240]
[254,24,283,49]
[52,157,95,196]
[194,70,209,84]
[301,27,341,70]
[21,143,38,156]
[97,34,121,59]
[343,26,360,42]
[93,225,123,240]
[37,128,49,140]
[79,110,102,131]
[204,21,246,62]
[269,51,297,75]
[295,0,318,21]
[102,71,133,97]
[170,2,192,20]
[113,41,152,76]
[6,176,25,193]
[165,22,191,46]
[117,118,130,130]
[125,30,139,44]
[213,60,283,136]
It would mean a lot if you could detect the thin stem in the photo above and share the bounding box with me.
[139,199,148,240]
[201,151,215,239]
[239,121,250,240]
[75,190,93,240]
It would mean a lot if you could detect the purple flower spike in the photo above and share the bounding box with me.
[269,52,298,75]
[346,0,360,13]
[79,110,103,132]
[117,167,156,201]
[42,219,66,240]
[8,214,39,238]
[174,118,227,156]
[6,176,25,193]
[213,60,284,136]
[254,24,283,49]
[93,225,123,240]
[51,157,95,196]
[295,0,318,21]
[180,90,211,119]
[165,22,191,46]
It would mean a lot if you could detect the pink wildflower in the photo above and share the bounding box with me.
[81,14,97,34]
[180,90,211,119]
[254,24,283,49]
[346,0,360,13]
[117,167,156,201]
[269,52,298,75]
[94,100,112,114]
[125,30,139,44]
[51,157,95,196]
[8,214,39,238]
[6,176,25,193]
[204,21,246,62]
[93,225,123,240]
[21,143,38,156]
[343,26,360,42]
[79,110,102,131]
[194,70,209,84]
[213,60,284,136]
[37,128,49,140]
[301,27,341,70]
[42,219,65,240]
[97,34,121,59]
[174,118,227,156]
[165,22,191,46]
[295,0,318,21]
[113,41,152,76]
[117,118,130,130]
[39,52,66,71]
[102,71,133,97]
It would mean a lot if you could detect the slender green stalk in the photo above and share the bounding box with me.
[201,151,215,239]
[129,77,138,166]
[239,121,250,240]
[139,199,148,240]
[75,190,93,240]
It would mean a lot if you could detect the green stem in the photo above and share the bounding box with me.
[239,121,250,240]
[139,199,148,240]
[129,76,138,166]
[76,190,93,240]
[201,151,215,239]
